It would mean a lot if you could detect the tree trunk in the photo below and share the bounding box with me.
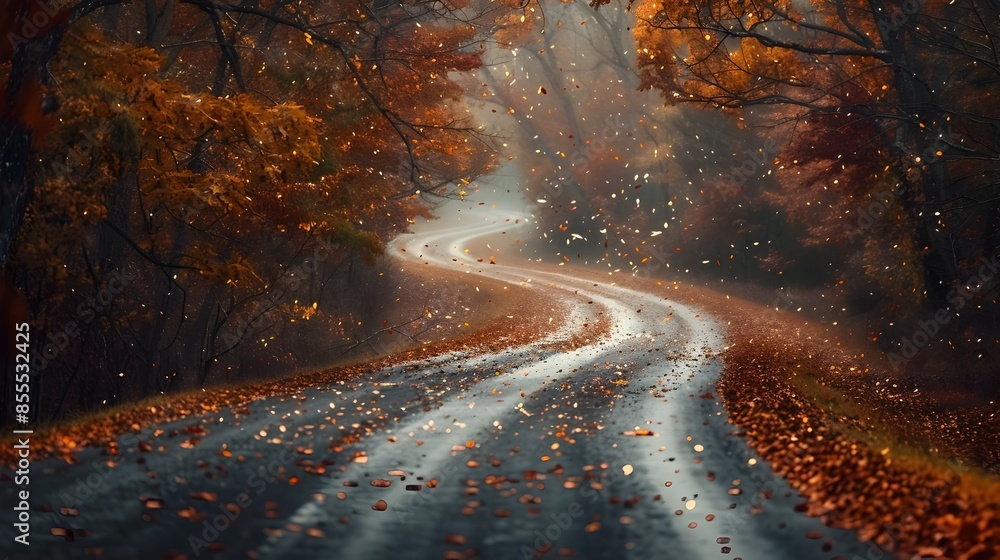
[874,0,960,304]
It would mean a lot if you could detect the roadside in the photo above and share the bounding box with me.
[6,244,997,558]
[0,260,597,465]
[694,279,999,473]
[613,273,1000,560]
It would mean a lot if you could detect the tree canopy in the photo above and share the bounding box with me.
[0,0,521,419]
[625,0,999,307]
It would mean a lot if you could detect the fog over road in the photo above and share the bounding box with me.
[4,186,873,559]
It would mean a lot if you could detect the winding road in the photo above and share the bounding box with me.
[3,198,872,559]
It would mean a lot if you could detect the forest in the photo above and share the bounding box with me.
[1,0,513,420]
[1,0,997,420]
[2,2,999,559]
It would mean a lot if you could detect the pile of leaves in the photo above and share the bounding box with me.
[686,287,1000,559]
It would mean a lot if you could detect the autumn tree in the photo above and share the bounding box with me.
[1,0,518,421]
[625,0,1000,307]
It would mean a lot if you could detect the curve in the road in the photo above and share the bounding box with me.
[3,204,873,560]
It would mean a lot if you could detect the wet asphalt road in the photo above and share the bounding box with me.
[1,204,873,560]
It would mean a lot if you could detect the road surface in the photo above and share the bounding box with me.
[2,201,872,559]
